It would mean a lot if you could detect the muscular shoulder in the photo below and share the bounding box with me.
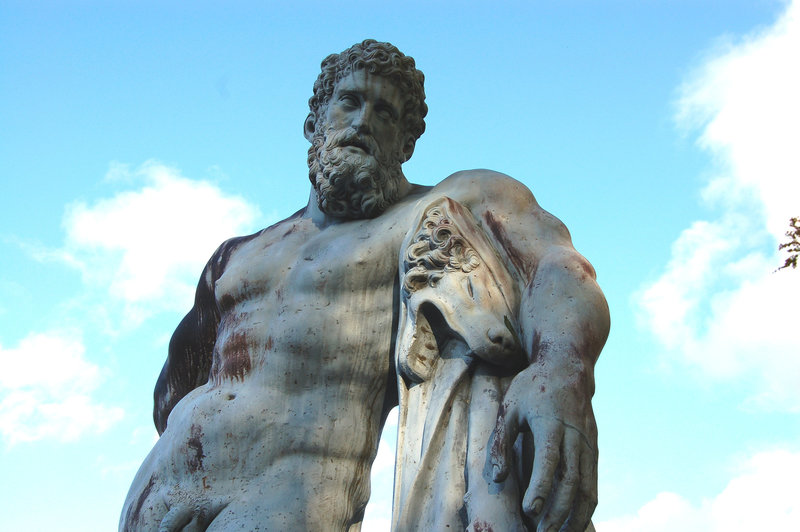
[427,169,573,249]
[434,169,534,205]
[200,207,306,290]
[202,231,261,287]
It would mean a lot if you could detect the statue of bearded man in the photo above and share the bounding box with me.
[305,41,426,220]
[120,40,609,532]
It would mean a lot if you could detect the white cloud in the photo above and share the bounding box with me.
[371,432,396,477]
[637,0,800,411]
[676,1,800,235]
[56,161,262,323]
[361,511,392,532]
[0,330,123,444]
[596,492,710,532]
[596,448,800,532]
[6,163,265,444]
[363,407,398,532]
[710,449,800,529]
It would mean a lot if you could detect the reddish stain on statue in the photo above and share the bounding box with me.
[187,424,205,473]
[220,331,252,381]
[126,473,156,527]
[471,519,495,532]
[483,211,532,279]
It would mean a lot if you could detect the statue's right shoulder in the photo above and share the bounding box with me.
[202,206,307,286]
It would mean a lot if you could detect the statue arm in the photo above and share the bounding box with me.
[153,249,224,434]
[493,244,608,529]
[471,174,610,531]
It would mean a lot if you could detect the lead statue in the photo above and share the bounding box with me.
[120,40,609,532]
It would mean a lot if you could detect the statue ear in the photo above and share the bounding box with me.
[401,136,416,162]
[396,300,439,384]
[304,113,316,142]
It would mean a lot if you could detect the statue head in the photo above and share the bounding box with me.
[305,40,428,219]
[306,40,427,147]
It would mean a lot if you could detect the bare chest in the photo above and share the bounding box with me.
[210,217,406,384]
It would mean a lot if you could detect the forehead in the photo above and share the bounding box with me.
[333,69,404,106]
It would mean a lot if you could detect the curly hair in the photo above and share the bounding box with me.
[403,205,481,295]
[309,39,428,143]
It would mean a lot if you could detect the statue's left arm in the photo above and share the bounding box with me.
[460,172,610,531]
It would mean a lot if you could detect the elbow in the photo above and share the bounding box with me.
[523,247,610,366]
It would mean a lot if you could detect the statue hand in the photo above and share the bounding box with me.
[489,364,598,532]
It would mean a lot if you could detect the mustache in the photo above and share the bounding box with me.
[325,127,380,157]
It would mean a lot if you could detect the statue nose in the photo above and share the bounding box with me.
[353,118,370,135]
[488,327,515,352]
[352,107,373,135]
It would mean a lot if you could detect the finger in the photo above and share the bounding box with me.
[522,421,563,520]
[489,401,519,482]
[562,443,598,532]
[158,504,192,532]
[537,430,581,532]
[183,511,213,532]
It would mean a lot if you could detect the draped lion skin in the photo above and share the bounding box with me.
[120,40,609,532]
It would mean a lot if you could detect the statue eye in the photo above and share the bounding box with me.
[376,106,394,121]
[339,94,359,107]
[462,276,475,299]
[376,105,397,122]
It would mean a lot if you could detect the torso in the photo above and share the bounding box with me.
[122,171,555,531]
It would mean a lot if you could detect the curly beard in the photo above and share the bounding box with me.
[308,125,404,219]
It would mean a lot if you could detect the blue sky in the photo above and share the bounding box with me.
[1,1,798,530]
